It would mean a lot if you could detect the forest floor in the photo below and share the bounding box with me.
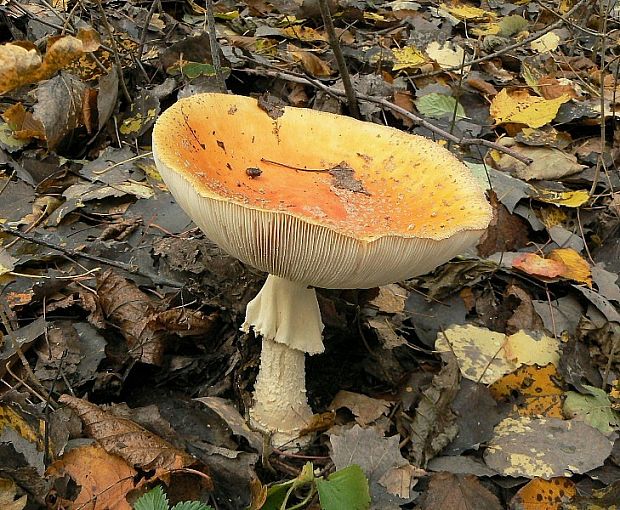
[0,0,620,509]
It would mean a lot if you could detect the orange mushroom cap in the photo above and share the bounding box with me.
[152,93,492,289]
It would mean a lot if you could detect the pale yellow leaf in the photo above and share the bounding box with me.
[425,41,470,73]
[530,32,561,54]
[392,46,427,71]
[490,88,570,128]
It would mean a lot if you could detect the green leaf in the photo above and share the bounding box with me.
[261,483,290,510]
[171,502,214,510]
[134,486,169,510]
[315,465,370,510]
[564,385,620,435]
[415,93,466,120]
[499,15,528,37]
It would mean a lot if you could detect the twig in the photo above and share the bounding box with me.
[205,0,228,93]
[96,0,131,104]
[317,0,360,119]
[239,67,533,164]
[416,0,589,78]
[137,0,161,60]
[0,225,182,288]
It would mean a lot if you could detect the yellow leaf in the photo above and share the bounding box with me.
[470,22,501,36]
[440,2,494,20]
[548,248,592,286]
[490,364,565,418]
[425,41,469,73]
[363,12,387,22]
[281,26,326,42]
[490,89,570,128]
[530,32,561,53]
[435,325,560,385]
[392,46,427,71]
[533,189,590,208]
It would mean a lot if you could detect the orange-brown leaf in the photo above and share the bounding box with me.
[512,252,567,280]
[46,445,135,510]
[509,477,576,509]
[490,364,564,418]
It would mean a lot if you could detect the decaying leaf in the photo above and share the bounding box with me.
[509,477,576,510]
[0,29,100,95]
[490,364,565,418]
[46,444,136,510]
[0,478,27,510]
[407,357,460,466]
[563,480,620,509]
[436,325,560,384]
[330,425,420,509]
[59,395,210,486]
[564,385,620,436]
[420,472,501,510]
[330,391,391,426]
[392,46,427,71]
[490,89,571,128]
[484,416,613,478]
[513,249,592,286]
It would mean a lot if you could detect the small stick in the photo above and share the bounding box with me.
[0,225,182,288]
[317,0,360,119]
[206,0,227,93]
[260,158,330,172]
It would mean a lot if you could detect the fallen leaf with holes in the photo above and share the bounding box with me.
[0,478,27,510]
[46,444,135,510]
[484,416,612,478]
[564,385,620,436]
[509,477,576,510]
[59,395,210,486]
[435,325,559,384]
[513,249,591,286]
[490,89,571,128]
[420,472,501,510]
[0,29,100,95]
[490,364,565,418]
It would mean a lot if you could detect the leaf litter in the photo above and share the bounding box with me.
[1,0,620,508]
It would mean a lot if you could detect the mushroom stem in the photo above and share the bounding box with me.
[242,275,325,446]
[251,338,313,446]
[242,275,324,354]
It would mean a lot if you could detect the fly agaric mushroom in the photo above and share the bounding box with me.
[152,93,492,446]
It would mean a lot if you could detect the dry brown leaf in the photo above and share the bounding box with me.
[290,49,332,77]
[330,390,391,425]
[46,444,136,510]
[0,29,100,94]
[59,395,210,486]
[420,472,501,510]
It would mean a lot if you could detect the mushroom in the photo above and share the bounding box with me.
[152,93,492,446]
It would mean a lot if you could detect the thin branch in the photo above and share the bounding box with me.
[96,0,131,104]
[416,0,589,78]
[0,225,182,288]
[206,0,228,93]
[317,0,360,118]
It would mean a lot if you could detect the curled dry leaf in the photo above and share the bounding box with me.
[59,395,211,487]
[0,29,100,95]
[46,444,136,510]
